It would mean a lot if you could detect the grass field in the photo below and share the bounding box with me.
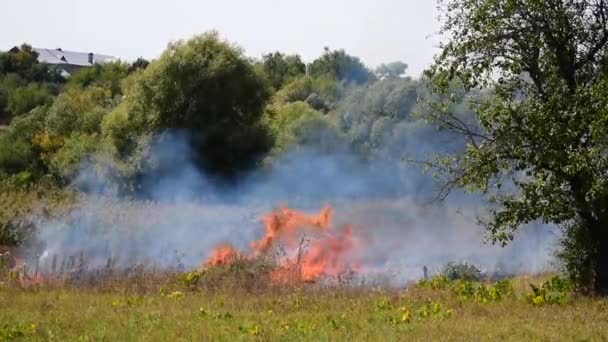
[1,273,608,341]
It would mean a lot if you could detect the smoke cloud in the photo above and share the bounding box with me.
[28,127,559,284]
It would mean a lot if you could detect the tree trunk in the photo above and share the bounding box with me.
[592,221,608,295]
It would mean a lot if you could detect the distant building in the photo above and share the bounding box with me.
[9,46,117,77]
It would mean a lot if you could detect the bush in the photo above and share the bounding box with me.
[45,86,114,136]
[441,262,482,281]
[528,276,572,305]
[451,279,513,302]
[6,83,54,116]
[66,62,129,96]
[47,133,101,178]
[0,135,34,176]
[0,181,75,246]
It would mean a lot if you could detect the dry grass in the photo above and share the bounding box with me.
[1,273,607,341]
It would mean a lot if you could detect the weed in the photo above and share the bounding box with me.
[442,262,482,281]
[528,276,572,305]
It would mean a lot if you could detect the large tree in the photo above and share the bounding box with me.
[103,32,272,178]
[261,52,306,90]
[308,47,375,85]
[427,0,608,293]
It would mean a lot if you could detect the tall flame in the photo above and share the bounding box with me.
[204,244,238,267]
[203,205,358,283]
[251,205,332,255]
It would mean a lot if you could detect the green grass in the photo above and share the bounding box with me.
[1,276,608,341]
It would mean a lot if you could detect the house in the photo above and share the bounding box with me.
[9,46,117,77]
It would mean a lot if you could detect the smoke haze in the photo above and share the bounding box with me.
[29,130,559,284]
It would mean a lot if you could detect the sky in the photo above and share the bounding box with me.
[1,0,441,77]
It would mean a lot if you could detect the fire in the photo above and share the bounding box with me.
[251,205,332,255]
[299,225,357,282]
[203,205,359,284]
[204,244,238,267]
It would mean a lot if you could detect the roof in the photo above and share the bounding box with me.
[32,48,116,67]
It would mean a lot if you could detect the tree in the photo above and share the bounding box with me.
[128,57,150,73]
[427,0,608,293]
[375,61,408,80]
[308,47,375,85]
[0,44,64,83]
[67,62,129,96]
[102,31,272,177]
[337,77,419,155]
[261,52,306,90]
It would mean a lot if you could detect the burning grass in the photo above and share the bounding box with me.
[202,205,360,286]
[1,198,594,339]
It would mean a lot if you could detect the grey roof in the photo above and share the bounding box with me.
[33,48,116,67]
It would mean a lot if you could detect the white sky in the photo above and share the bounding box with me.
[1,0,440,77]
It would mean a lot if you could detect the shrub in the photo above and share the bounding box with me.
[451,279,512,302]
[441,262,482,281]
[47,133,100,179]
[6,83,54,116]
[0,135,34,176]
[528,276,572,305]
[416,274,450,290]
[0,182,75,246]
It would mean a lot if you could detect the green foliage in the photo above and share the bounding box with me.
[45,86,114,136]
[0,44,64,120]
[441,262,482,281]
[0,135,34,176]
[66,62,129,96]
[418,273,513,303]
[47,134,100,178]
[128,57,150,73]
[0,44,63,83]
[308,47,375,85]
[102,31,272,177]
[264,101,338,153]
[417,274,451,290]
[273,75,339,108]
[0,73,56,119]
[336,77,421,155]
[429,0,608,293]
[2,275,608,340]
[261,52,306,90]
[528,276,572,305]
[557,220,595,294]
[375,61,408,80]
[5,82,54,116]
[451,279,513,302]
[0,322,37,340]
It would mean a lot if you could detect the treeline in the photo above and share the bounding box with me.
[0,33,470,188]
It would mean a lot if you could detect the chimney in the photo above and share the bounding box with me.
[88,52,94,65]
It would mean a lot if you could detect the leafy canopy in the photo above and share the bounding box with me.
[102,31,272,177]
[428,0,608,292]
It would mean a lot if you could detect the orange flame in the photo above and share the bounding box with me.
[251,205,332,255]
[202,205,359,284]
[299,225,357,282]
[204,244,238,267]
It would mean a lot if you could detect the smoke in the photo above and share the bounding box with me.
[28,124,559,284]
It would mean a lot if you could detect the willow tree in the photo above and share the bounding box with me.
[103,32,272,178]
[427,0,608,293]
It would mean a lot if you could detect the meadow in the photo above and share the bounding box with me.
[1,271,608,341]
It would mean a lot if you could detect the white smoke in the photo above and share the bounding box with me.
[27,128,559,284]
